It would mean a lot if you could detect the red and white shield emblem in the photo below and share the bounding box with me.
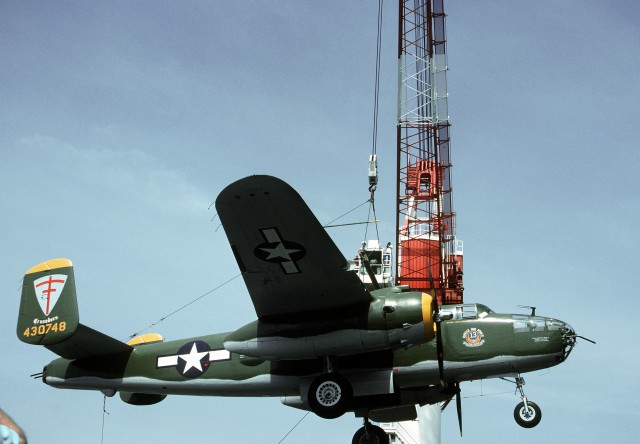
[33,274,67,316]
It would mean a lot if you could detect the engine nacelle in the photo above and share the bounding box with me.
[224,290,435,360]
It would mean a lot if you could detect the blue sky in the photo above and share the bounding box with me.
[1,1,638,443]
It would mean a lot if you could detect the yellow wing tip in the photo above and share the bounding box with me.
[126,333,164,346]
[26,258,73,275]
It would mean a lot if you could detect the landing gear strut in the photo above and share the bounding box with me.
[352,420,389,444]
[512,375,542,428]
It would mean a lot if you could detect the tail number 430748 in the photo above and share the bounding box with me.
[23,321,67,338]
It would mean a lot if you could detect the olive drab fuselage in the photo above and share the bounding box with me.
[41,292,576,407]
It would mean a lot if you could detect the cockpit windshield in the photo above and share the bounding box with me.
[444,303,494,320]
[476,304,493,318]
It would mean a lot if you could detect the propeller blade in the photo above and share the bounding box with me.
[455,382,462,436]
[436,325,444,383]
[432,295,445,384]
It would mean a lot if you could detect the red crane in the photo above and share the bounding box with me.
[395,0,463,306]
[357,0,462,310]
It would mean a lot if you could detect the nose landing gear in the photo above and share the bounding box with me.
[510,375,542,428]
[514,399,541,428]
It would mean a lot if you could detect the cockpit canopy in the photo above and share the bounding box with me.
[441,303,493,321]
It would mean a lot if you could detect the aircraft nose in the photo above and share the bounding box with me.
[560,322,577,361]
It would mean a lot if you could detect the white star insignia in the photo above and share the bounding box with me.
[178,342,208,374]
[157,343,231,377]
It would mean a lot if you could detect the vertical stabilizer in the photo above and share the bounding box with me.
[17,258,79,346]
[17,258,131,359]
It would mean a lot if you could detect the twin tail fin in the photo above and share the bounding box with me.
[17,258,131,359]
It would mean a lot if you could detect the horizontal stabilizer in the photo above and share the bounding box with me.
[46,324,132,360]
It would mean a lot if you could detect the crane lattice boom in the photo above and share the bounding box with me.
[395,0,463,305]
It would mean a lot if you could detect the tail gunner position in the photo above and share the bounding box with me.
[17,176,591,442]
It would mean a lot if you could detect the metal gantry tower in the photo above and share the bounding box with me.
[395,0,463,305]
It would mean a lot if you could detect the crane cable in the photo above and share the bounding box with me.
[371,0,384,160]
[364,192,380,244]
[365,0,384,245]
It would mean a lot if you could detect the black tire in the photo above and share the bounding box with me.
[352,425,389,444]
[514,400,542,428]
[308,373,352,419]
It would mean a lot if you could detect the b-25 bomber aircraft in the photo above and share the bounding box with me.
[18,175,587,443]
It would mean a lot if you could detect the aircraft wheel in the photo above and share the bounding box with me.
[514,400,542,428]
[352,424,389,444]
[308,374,352,419]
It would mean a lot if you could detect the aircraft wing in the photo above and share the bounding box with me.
[216,175,371,319]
